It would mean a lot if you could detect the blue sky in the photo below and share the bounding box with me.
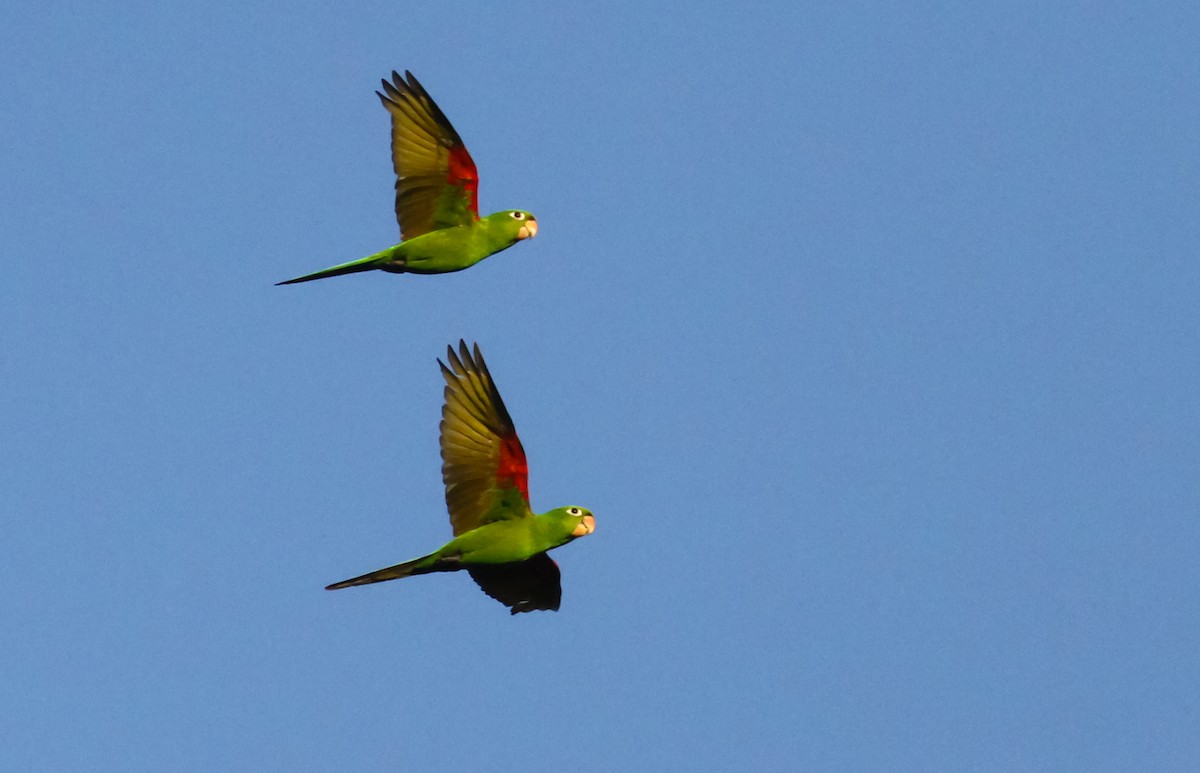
[3,1,1198,770]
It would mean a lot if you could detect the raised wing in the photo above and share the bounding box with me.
[439,341,531,536]
[468,554,562,614]
[377,71,480,240]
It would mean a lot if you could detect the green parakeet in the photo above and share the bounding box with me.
[325,342,595,614]
[277,72,538,286]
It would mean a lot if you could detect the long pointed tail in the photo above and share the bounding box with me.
[325,552,454,590]
[276,248,400,286]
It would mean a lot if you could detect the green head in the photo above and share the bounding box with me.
[483,210,538,242]
[548,506,596,539]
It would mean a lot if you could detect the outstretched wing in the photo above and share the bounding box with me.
[468,554,562,614]
[439,341,532,536]
[377,71,480,240]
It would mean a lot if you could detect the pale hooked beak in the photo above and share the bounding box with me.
[571,514,595,537]
[517,219,538,240]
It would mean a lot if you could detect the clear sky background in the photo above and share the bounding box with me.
[2,1,1198,770]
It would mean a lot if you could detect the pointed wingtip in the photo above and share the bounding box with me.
[449,340,487,377]
[379,72,404,101]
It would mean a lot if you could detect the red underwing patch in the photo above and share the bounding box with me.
[448,145,480,218]
[497,433,529,502]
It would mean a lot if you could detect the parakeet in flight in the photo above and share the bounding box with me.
[277,71,538,286]
[325,341,595,614]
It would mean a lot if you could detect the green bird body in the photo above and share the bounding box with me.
[326,510,592,586]
[326,342,595,614]
[278,71,538,286]
[277,211,536,284]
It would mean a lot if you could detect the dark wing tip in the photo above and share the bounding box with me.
[459,339,475,371]
[441,339,483,378]
[444,341,467,377]
[379,70,413,103]
[404,70,426,95]
[378,70,423,103]
[377,69,465,148]
[451,340,490,381]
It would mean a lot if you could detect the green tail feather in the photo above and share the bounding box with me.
[276,248,399,286]
[325,552,456,590]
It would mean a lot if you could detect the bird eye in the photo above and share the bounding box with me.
[568,507,581,515]
[510,211,525,220]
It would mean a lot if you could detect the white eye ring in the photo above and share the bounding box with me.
[510,211,526,220]
[568,507,581,515]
